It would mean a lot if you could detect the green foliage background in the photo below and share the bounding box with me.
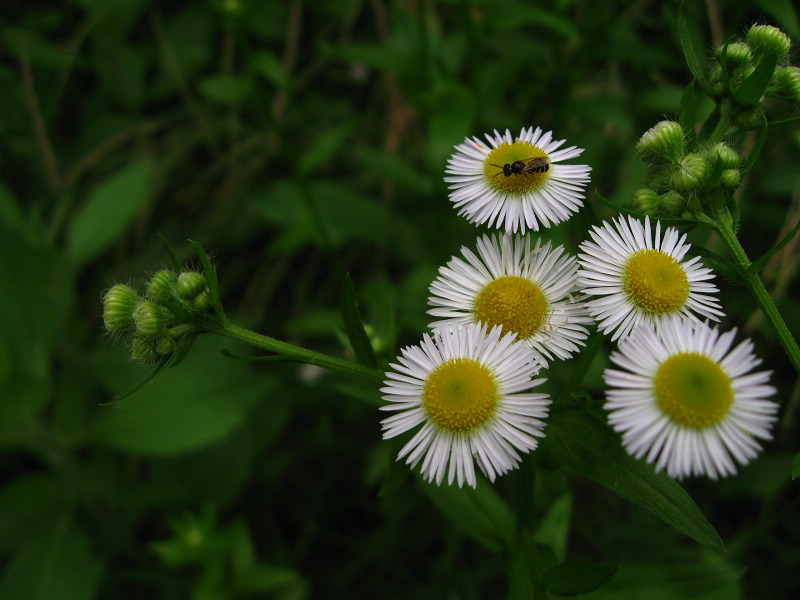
[1,0,799,598]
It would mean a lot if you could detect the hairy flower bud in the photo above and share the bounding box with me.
[770,66,800,102]
[747,24,791,60]
[177,271,208,302]
[103,284,140,333]
[133,300,168,339]
[637,121,684,163]
[661,190,687,216]
[721,169,741,189]
[715,42,752,65]
[146,269,178,304]
[131,337,160,364]
[672,154,709,192]
[708,143,740,169]
[633,188,661,214]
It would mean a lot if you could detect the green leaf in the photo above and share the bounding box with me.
[507,531,557,600]
[753,0,800,39]
[792,452,800,479]
[533,492,572,562]
[158,234,183,271]
[542,407,724,550]
[90,337,270,456]
[750,218,800,274]
[733,54,778,107]
[422,477,516,552]
[189,239,226,322]
[677,2,709,92]
[543,562,618,596]
[690,246,743,285]
[679,80,698,149]
[249,51,290,91]
[580,562,744,599]
[297,124,354,177]
[0,522,103,600]
[67,160,153,269]
[0,182,27,235]
[340,273,377,369]
[198,74,253,104]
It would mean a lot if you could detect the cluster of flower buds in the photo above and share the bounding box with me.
[103,269,212,363]
[711,24,798,106]
[633,121,743,219]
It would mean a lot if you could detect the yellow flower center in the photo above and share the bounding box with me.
[623,249,690,315]
[423,358,498,432]
[654,352,734,428]
[473,276,548,340]
[484,141,550,194]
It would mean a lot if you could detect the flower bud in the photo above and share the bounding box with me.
[176,272,208,302]
[103,284,140,333]
[133,300,167,339]
[672,154,709,192]
[770,66,800,102]
[156,336,175,356]
[637,121,684,163]
[131,337,160,364]
[633,188,661,214]
[715,42,752,65]
[193,289,212,311]
[661,190,687,216]
[747,25,791,59]
[708,143,740,169]
[146,269,178,304]
[721,168,741,189]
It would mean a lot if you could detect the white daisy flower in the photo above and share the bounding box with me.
[604,315,779,480]
[445,126,592,233]
[577,215,723,341]
[380,322,550,488]
[428,234,593,367]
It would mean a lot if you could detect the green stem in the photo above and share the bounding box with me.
[708,98,738,143]
[714,215,800,376]
[197,316,386,382]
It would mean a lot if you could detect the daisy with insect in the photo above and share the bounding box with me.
[445,126,592,233]
[604,315,779,480]
[428,233,593,368]
[577,215,724,341]
[379,322,550,488]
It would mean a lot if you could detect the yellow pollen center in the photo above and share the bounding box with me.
[654,352,733,428]
[473,276,548,340]
[423,358,498,432]
[484,141,550,194]
[623,249,690,315]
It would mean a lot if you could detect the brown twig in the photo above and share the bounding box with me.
[272,0,304,121]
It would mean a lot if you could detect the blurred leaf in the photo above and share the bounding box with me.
[0,182,26,234]
[581,562,745,599]
[67,160,153,268]
[733,54,777,107]
[350,145,434,196]
[0,475,63,557]
[753,0,800,39]
[543,562,618,596]
[492,3,578,39]
[792,452,800,479]
[250,51,290,90]
[422,477,516,552]
[533,492,571,562]
[297,124,354,177]
[542,407,724,550]
[507,531,556,600]
[427,83,476,171]
[198,74,253,104]
[90,337,271,456]
[0,522,103,600]
[340,273,378,369]
[678,2,710,92]
[749,217,800,274]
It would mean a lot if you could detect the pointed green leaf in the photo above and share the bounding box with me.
[340,273,378,369]
[733,54,778,107]
[689,245,743,285]
[189,239,226,322]
[158,233,183,271]
[67,160,153,268]
[750,218,800,274]
[507,532,556,600]
[679,80,698,149]
[678,2,710,92]
[542,407,724,550]
[422,477,516,552]
[543,562,618,597]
